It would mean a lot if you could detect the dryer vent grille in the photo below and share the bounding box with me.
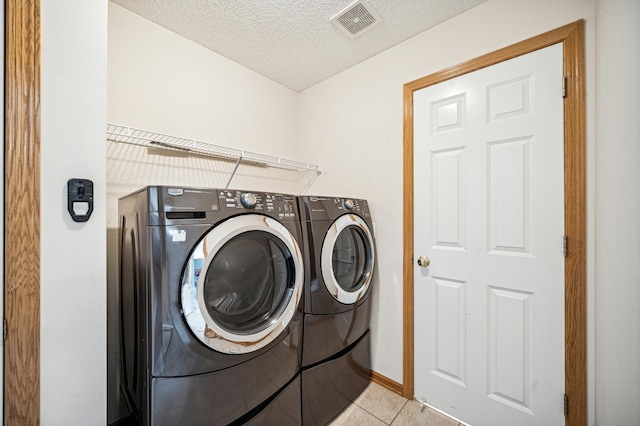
[331,0,382,39]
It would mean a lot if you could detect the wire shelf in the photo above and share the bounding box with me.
[106,123,323,174]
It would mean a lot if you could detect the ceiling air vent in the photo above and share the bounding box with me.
[330,0,382,40]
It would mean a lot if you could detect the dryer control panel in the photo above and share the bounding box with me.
[303,196,371,221]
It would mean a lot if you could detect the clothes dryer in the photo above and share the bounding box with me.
[119,186,304,425]
[298,195,375,366]
[298,195,375,425]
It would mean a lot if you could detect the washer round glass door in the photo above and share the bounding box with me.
[180,214,303,354]
[320,214,375,304]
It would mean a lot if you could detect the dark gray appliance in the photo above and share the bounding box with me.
[297,195,375,425]
[119,186,304,425]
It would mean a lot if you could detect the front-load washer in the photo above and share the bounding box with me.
[119,186,304,425]
[298,195,375,425]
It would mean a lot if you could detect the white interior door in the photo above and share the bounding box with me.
[413,44,565,426]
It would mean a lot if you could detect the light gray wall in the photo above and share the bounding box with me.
[40,0,108,424]
[594,0,640,423]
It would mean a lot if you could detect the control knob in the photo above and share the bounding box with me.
[240,193,257,209]
[344,199,355,210]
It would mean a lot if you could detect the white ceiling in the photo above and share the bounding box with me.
[111,0,486,92]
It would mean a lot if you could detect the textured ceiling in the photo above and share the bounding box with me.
[111,0,486,92]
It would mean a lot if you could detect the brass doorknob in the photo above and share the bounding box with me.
[417,256,430,267]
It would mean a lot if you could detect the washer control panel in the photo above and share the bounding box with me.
[240,192,258,209]
[156,186,298,222]
[218,190,298,219]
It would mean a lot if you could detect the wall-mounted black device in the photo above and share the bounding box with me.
[68,178,94,222]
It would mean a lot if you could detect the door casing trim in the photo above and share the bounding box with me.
[402,20,586,426]
[5,0,42,423]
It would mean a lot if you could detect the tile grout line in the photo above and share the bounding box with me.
[353,396,410,425]
[387,399,409,425]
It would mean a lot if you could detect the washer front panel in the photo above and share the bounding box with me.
[180,214,303,354]
[320,214,375,305]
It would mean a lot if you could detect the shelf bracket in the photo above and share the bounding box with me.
[225,152,244,190]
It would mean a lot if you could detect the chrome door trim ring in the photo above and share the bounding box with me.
[320,214,375,304]
[182,214,303,354]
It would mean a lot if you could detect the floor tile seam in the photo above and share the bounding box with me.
[387,399,409,425]
[353,398,409,425]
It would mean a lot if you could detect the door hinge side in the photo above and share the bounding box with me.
[563,235,568,257]
[564,393,568,416]
[562,76,568,98]
[3,318,6,341]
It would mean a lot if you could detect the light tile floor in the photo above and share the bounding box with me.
[329,382,462,426]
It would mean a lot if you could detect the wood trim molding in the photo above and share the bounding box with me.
[5,0,41,424]
[402,82,415,401]
[402,20,586,425]
[371,370,404,397]
[561,21,587,426]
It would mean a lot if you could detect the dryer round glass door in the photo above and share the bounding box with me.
[180,214,303,354]
[320,214,375,304]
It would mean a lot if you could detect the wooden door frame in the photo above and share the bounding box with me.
[402,21,586,425]
[5,0,41,423]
